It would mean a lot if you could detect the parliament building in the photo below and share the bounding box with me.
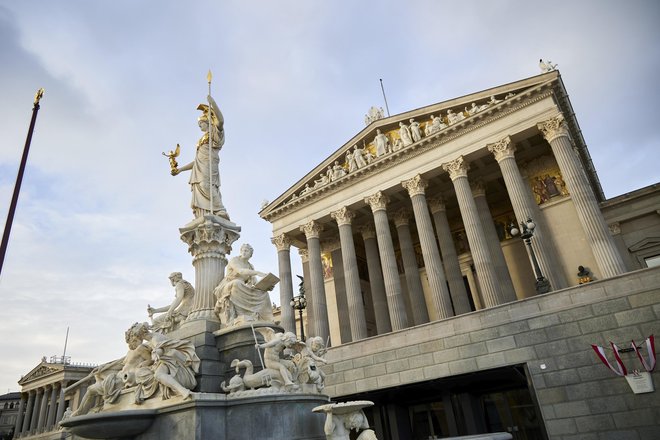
[261,71,660,439]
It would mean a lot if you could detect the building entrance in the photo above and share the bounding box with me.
[346,365,547,440]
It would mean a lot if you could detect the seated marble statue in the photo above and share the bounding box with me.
[68,324,153,416]
[128,322,200,402]
[147,272,195,333]
[214,243,276,326]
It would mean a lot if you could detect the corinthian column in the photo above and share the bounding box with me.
[428,197,472,314]
[271,234,295,333]
[471,180,517,302]
[393,208,429,325]
[538,114,626,277]
[300,220,330,343]
[443,156,504,307]
[14,392,26,434]
[37,386,49,429]
[23,391,35,433]
[488,136,567,289]
[365,191,409,330]
[180,217,240,323]
[30,388,42,431]
[359,224,392,334]
[331,207,368,341]
[46,383,58,428]
[402,175,454,320]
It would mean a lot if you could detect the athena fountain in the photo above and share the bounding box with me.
[58,77,343,440]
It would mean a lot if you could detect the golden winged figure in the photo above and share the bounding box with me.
[163,143,181,175]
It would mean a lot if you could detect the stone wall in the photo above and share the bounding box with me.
[322,266,660,439]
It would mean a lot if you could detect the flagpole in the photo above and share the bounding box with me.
[207,70,213,216]
[379,78,390,117]
[0,88,44,276]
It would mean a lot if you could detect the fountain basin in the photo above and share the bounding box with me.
[60,409,156,440]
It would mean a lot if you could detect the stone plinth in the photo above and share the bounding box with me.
[63,393,329,440]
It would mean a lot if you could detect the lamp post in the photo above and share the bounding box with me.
[509,217,551,294]
[290,276,307,341]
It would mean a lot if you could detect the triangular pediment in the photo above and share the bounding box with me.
[19,362,63,385]
[629,236,660,252]
[260,71,563,220]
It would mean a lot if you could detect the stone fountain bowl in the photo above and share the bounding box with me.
[59,409,157,440]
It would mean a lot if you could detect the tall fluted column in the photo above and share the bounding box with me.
[359,224,392,334]
[443,156,505,307]
[23,390,35,433]
[327,240,352,343]
[331,207,368,341]
[272,234,296,333]
[402,175,454,320]
[300,220,330,343]
[55,381,68,423]
[298,248,313,337]
[488,136,567,289]
[365,191,409,330]
[46,383,58,428]
[29,388,42,431]
[471,180,517,302]
[37,386,49,429]
[538,115,626,277]
[180,217,240,323]
[428,198,472,314]
[14,392,26,434]
[393,208,429,325]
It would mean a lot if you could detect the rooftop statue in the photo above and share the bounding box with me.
[409,118,422,142]
[213,243,279,326]
[399,121,413,146]
[374,129,390,157]
[539,58,558,72]
[171,94,229,220]
[313,401,378,440]
[147,272,195,333]
[364,106,385,126]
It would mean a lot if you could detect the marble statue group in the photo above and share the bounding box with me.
[289,92,518,202]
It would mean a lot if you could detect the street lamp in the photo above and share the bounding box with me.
[509,217,551,294]
[290,276,307,341]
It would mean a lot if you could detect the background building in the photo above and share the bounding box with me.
[13,356,94,440]
[261,71,660,439]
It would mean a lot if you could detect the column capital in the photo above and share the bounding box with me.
[300,220,323,239]
[427,197,446,213]
[470,180,486,198]
[298,247,309,262]
[537,113,570,143]
[365,191,389,212]
[402,174,428,197]
[358,224,376,240]
[393,208,411,227]
[487,136,515,162]
[330,206,355,226]
[271,234,291,252]
[442,156,469,180]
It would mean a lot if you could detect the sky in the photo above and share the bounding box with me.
[0,0,658,393]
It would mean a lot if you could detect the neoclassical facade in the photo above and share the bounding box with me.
[260,72,660,438]
[260,71,627,345]
[13,357,93,439]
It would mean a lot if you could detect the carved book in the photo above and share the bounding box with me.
[254,273,280,291]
